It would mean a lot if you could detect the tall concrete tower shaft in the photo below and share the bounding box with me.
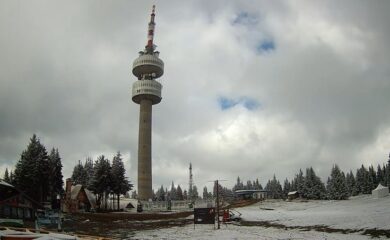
[132,5,164,201]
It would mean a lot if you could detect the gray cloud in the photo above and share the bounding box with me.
[1,1,389,192]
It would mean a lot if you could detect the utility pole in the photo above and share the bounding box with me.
[209,179,227,230]
[215,180,220,229]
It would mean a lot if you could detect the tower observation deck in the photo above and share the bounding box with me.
[132,5,164,201]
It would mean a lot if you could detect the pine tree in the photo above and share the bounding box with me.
[233,176,244,191]
[265,175,283,199]
[356,165,373,194]
[170,181,177,200]
[368,165,377,187]
[3,168,10,183]
[345,170,357,196]
[156,185,165,201]
[177,185,183,200]
[48,148,64,203]
[14,134,50,203]
[203,186,209,200]
[246,180,253,190]
[377,164,384,185]
[9,170,15,185]
[283,178,291,197]
[111,152,132,210]
[71,160,86,185]
[326,165,348,200]
[254,178,263,190]
[386,153,390,187]
[296,169,305,195]
[290,179,297,191]
[90,155,112,210]
[192,185,199,199]
[84,157,94,188]
[303,167,326,200]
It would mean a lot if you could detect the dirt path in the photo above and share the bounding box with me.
[43,212,193,238]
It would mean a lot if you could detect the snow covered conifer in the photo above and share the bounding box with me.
[90,155,112,209]
[327,164,348,200]
[170,181,177,200]
[377,165,384,185]
[368,165,377,187]
[265,175,283,199]
[296,169,305,194]
[304,167,326,199]
[203,186,209,200]
[71,160,86,185]
[84,157,94,188]
[14,134,50,203]
[192,185,199,199]
[283,178,291,197]
[345,170,357,196]
[177,185,183,200]
[3,168,10,183]
[48,148,63,202]
[111,152,132,210]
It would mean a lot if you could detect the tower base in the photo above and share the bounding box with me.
[137,99,153,200]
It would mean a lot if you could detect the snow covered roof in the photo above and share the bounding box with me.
[70,185,83,200]
[84,189,96,206]
[374,184,388,190]
[118,198,138,209]
[69,184,96,206]
[288,191,298,195]
[235,189,268,194]
[0,179,14,188]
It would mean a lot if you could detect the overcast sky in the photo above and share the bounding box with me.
[1,1,390,192]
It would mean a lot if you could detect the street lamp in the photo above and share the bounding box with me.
[57,194,62,232]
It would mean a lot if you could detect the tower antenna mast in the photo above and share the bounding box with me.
[146,5,156,54]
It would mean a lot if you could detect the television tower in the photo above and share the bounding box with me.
[132,5,164,200]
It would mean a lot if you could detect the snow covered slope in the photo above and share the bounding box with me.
[239,195,390,230]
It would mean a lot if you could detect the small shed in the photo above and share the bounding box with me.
[287,191,300,200]
[372,184,389,198]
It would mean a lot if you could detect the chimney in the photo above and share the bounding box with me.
[66,178,72,197]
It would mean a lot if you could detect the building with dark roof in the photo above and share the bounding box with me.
[0,180,42,220]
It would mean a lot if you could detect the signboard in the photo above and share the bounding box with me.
[194,207,215,224]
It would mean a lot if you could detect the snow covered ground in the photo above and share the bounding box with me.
[128,195,390,239]
[129,224,374,240]
[239,195,390,230]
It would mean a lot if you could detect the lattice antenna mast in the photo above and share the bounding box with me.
[189,163,194,197]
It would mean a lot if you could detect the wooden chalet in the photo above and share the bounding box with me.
[63,179,96,213]
[0,180,42,221]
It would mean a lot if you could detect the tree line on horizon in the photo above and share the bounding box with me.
[3,135,390,204]
[232,155,390,200]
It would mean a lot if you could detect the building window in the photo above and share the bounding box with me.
[3,206,10,217]
[18,208,24,218]
[11,207,18,218]
[24,208,31,219]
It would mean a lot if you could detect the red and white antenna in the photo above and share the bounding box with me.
[146,5,156,53]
